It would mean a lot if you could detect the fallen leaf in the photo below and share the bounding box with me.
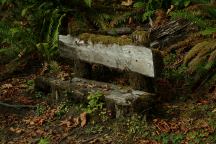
[35,129,44,135]
[60,116,80,129]
[80,112,87,127]
[1,83,13,89]
[33,117,45,126]
[9,127,23,134]
[197,99,209,105]
[73,117,80,127]
[121,0,133,6]
[60,119,72,128]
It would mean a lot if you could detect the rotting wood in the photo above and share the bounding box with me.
[35,77,155,118]
[149,19,193,48]
[59,34,155,78]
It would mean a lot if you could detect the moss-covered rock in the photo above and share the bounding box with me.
[131,30,150,46]
[79,33,133,45]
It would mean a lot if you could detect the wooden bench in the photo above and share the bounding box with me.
[56,34,163,117]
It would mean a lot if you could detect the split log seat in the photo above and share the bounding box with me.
[59,34,163,92]
[35,77,155,118]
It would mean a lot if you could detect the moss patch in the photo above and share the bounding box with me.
[79,33,133,45]
[131,30,150,46]
[184,40,216,73]
[68,18,90,35]
[184,39,216,88]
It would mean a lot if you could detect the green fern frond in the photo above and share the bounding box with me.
[142,10,154,22]
[111,12,132,26]
[200,27,216,35]
[170,10,209,29]
[133,2,145,8]
[191,0,211,4]
[84,0,92,7]
[89,13,112,30]
[37,9,65,61]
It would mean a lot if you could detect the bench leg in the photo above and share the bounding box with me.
[128,72,155,93]
[74,60,92,79]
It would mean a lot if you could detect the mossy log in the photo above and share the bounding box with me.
[184,40,216,88]
[35,77,155,118]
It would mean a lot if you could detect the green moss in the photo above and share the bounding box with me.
[68,19,90,35]
[131,30,149,46]
[79,33,133,45]
[183,40,216,87]
[184,40,216,73]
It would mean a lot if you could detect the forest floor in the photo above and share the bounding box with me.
[0,2,216,143]
[0,63,216,144]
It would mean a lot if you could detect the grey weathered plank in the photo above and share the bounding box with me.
[35,76,155,118]
[59,35,155,78]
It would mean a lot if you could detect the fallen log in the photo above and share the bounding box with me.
[35,77,155,118]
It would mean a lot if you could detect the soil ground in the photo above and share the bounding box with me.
[0,64,215,144]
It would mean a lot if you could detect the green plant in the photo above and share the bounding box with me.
[0,21,37,60]
[38,137,49,144]
[26,79,35,93]
[172,0,191,8]
[34,91,45,99]
[48,61,61,73]
[55,102,70,118]
[126,115,149,136]
[85,124,105,134]
[26,79,34,86]
[163,64,188,81]
[170,10,209,29]
[98,108,110,122]
[84,91,104,114]
[36,9,65,61]
[133,0,157,22]
[84,0,92,7]
[200,27,216,36]
[36,104,46,116]
[153,133,184,144]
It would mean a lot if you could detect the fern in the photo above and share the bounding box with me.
[200,27,216,36]
[133,1,146,8]
[37,9,65,61]
[191,0,211,4]
[89,12,112,30]
[0,20,36,58]
[170,10,209,29]
[84,0,92,7]
[110,12,132,27]
[142,10,155,22]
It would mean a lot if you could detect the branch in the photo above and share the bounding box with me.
[0,101,36,109]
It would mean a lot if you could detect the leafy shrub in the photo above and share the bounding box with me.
[84,91,104,114]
